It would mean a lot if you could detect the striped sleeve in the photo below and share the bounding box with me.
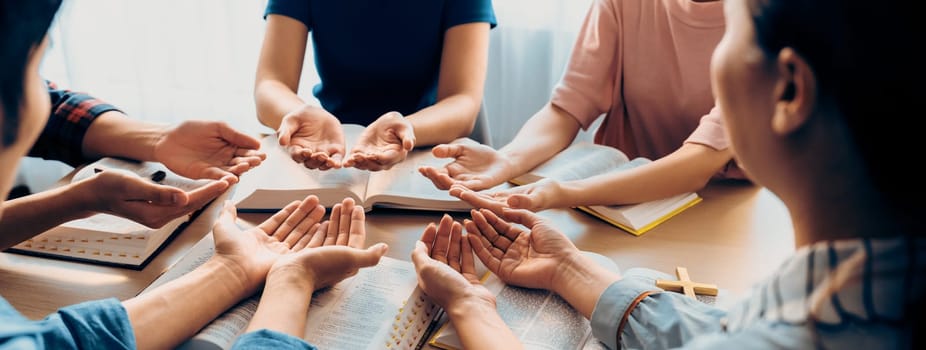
[28,81,121,167]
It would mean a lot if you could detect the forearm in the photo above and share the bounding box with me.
[82,111,167,162]
[246,274,313,337]
[0,184,92,250]
[124,258,254,350]
[500,104,581,177]
[553,253,621,319]
[405,94,480,146]
[447,299,523,350]
[255,79,306,130]
[556,143,732,208]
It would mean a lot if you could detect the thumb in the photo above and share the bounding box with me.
[355,243,388,267]
[278,118,298,146]
[501,208,543,227]
[127,179,189,206]
[507,194,535,211]
[399,127,415,151]
[410,240,430,269]
[431,144,464,159]
[220,200,238,222]
[217,122,261,149]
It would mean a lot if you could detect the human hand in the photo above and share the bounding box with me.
[278,105,346,170]
[418,140,513,191]
[343,111,415,171]
[411,214,495,311]
[266,197,388,291]
[72,169,233,228]
[466,208,580,292]
[210,195,327,294]
[449,178,563,213]
[154,120,266,184]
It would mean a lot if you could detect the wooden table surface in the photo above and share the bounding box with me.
[1,181,795,326]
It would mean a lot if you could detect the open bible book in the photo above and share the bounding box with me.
[143,234,443,350]
[427,252,616,350]
[510,143,702,236]
[6,157,211,269]
[232,124,484,212]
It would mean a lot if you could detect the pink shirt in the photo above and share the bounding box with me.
[551,0,742,179]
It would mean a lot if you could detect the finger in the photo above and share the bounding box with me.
[199,167,236,182]
[286,202,325,248]
[327,153,343,169]
[411,240,433,272]
[507,194,536,211]
[217,122,261,149]
[395,127,415,151]
[347,206,365,248]
[308,221,330,248]
[256,200,300,234]
[272,196,318,241]
[222,163,250,178]
[447,221,463,273]
[431,214,454,263]
[336,198,355,246]
[218,200,238,224]
[431,144,465,159]
[457,190,507,214]
[461,232,477,276]
[277,119,298,146]
[230,155,264,168]
[465,216,505,260]
[233,148,266,160]
[470,209,502,250]
[499,208,545,229]
[456,179,492,192]
[481,208,524,242]
[293,222,321,250]
[419,223,437,252]
[124,178,190,206]
[354,243,389,267]
[466,225,502,273]
[325,204,341,246]
[418,166,454,191]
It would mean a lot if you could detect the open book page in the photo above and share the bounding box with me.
[364,143,475,212]
[430,252,616,350]
[513,142,632,185]
[303,256,421,349]
[232,134,370,210]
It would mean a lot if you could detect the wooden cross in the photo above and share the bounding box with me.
[655,267,719,299]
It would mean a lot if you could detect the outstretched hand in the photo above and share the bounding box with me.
[154,120,266,183]
[278,105,346,170]
[411,214,494,310]
[465,208,579,291]
[418,140,513,191]
[211,195,328,294]
[267,197,388,291]
[344,112,415,171]
[449,178,563,213]
[74,169,233,228]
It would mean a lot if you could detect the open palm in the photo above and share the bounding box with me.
[345,112,415,171]
[466,208,578,291]
[154,121,266,181]
[278,106,346,170]
[418,140,513,191]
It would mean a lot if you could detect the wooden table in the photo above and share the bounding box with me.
[0,181,795,322]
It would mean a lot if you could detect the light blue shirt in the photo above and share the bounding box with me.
[591,237,922,349]
[0,297,134,349]
[231,329,317,350]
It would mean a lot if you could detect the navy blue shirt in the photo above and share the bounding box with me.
[265,0,496,125]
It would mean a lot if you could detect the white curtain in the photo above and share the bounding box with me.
[28,0,596,190]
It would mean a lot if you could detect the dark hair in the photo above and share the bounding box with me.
[0,0,62,146]
[747,0,922,213]
[748,0,923,346]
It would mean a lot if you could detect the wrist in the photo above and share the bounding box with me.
[446,294,497,322]
[266,266,316,293]
[550,253,620,317]
[65,178,103,217]
[209,255,264,298]
[553,181,583,208]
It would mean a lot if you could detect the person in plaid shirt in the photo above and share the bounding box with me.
[0,80,267,248]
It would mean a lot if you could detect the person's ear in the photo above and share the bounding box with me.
[771,48,816,136]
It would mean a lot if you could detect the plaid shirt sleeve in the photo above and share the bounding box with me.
[29,81,122,167]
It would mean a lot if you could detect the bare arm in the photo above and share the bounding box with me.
[254,14,310,130]
[405,23,491,146]
[556,142,733,207]
[499,103,583,177]
[0,185,89,250]
[81,111,166,161]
